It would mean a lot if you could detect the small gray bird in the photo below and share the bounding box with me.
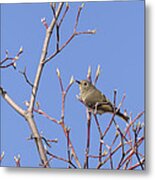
[76,80,129,122]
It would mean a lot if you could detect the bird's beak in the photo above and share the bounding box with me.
[75,80,81,84]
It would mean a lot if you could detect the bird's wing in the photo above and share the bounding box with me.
[84,88,108,108]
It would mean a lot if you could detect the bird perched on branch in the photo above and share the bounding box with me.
[76,80,129,122]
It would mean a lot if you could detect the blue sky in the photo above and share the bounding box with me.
[1,1,144,168]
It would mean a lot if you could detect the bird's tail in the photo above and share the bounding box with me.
[116,111,129,123]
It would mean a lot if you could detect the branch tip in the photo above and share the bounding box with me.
[56,68,61,78]
[24,101,30,107]
[19,46,23,54]
[81,3,85,9]
[88,29,96,34]
[41,17,48,29]
[69,75,74,85]
[5,49,9,56]
[102,150,108,156]
[96,64,101,75]
[0,151,5,160]
[87,66,91,78]
[66,2,69,8]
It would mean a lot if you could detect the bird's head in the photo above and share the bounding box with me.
[75,80,94,94]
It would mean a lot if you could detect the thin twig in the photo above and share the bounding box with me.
[74,3,84,32]
[93,65,101,85]
[51,3,60,51]
[66,128,71,166]
[46,150,77,168]
[58,3,69,27]
[116,132,125,169]
[128,158,145,170]
[97,140,132,169]
[94,114,102,137]
[34,108,59,124]
[125,111,144,136]
[84,110,92,169]
[134,125,144,170]
[109,131,119,169]
[102,93,126,140]
[116,136,144,169]
[88,151,107,159]
[19,67,33,88]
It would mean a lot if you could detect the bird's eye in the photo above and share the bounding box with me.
[84,82,87,86]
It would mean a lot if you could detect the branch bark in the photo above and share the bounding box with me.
[28,3,64,113]
[0,87,25,117]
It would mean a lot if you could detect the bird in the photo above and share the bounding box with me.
[75,80,129,122]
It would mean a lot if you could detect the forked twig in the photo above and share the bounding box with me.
[44,4,96,64]
[0,47,23,69]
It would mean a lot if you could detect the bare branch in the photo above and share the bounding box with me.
[116,136,144,169]
[128,158,145,170]
[56,68,64,92]
[46,150,77,168]
[116,132,126,169]
[44,3,96,64]
[28,2,64,113]
[84,110,92,169]
[74,3,84,32]
[34,108,59,124]
[0,86,25,117]
[58,3,70,27]
[94,114,102,137]
[66,128,71,165]
[94,64,101,85]
[97,140,132,169]
[125,111,144,136]
[51,3,60,51]
[133,122,145,170]
[0,47,23,69]
[88,150,108,159]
